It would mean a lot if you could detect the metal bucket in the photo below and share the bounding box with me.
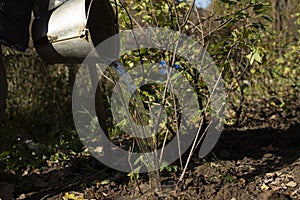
[32,0,119,64]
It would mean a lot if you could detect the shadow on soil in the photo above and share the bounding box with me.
[211,123,300,182]
[3,124,300,199]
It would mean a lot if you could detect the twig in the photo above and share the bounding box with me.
[178,67,225,182]
[180,0,196,30]
[40,167,109,200]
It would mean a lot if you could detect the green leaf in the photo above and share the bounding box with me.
[253,51,262,63]
[247,50,262,65]
[100,179,110,185]
[275,57,285,64]
[0,151,10,158]
[221,0,238,5]
[253,3,269,15]
[159,160,169,172]
[262,15,273,22]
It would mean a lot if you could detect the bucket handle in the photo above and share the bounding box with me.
[86,0,94,26]
[81,0,95,50]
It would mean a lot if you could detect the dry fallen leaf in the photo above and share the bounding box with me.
[286,181,297,188]
[261,183,269,191]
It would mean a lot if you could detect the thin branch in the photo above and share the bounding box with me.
[178,67,225,182]
[180,0,196,30]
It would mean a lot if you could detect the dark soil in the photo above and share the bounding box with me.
[1,100,300,200]
[0,123,297,200]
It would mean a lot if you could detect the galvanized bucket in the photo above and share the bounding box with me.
[32,0,119,64]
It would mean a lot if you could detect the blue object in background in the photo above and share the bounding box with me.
[174,63,181,70]
[160,60,167,75]
[160,60,167,66]
[159,60,181,75]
